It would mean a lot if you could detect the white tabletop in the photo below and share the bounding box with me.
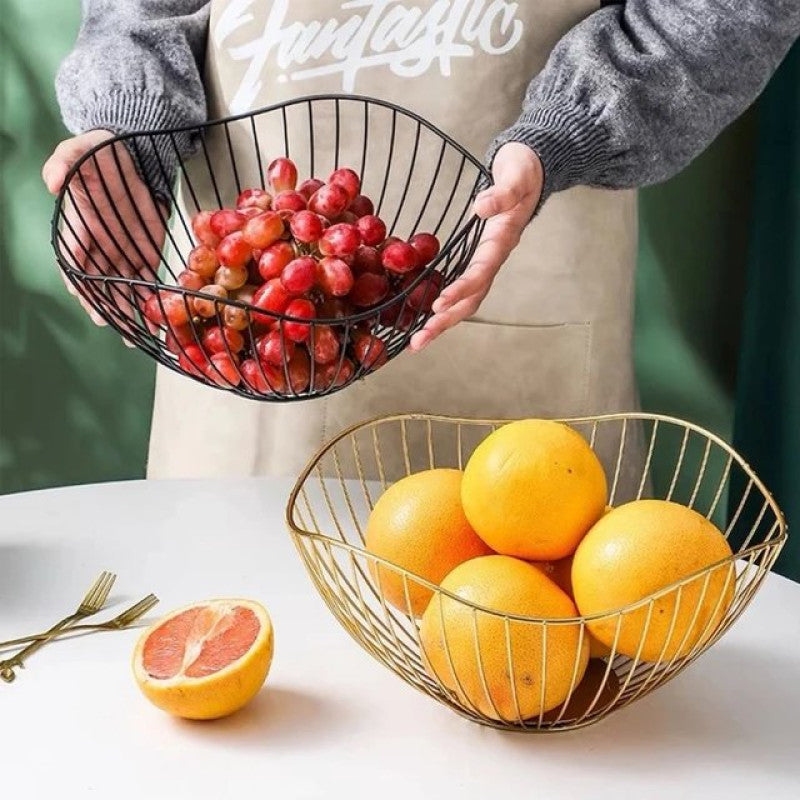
[1,479,798,799]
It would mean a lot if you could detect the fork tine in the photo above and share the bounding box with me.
[84,572,116,612]
[80,571,110,607]
[118,594,160,624]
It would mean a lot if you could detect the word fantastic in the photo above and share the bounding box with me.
[216,0,524,111]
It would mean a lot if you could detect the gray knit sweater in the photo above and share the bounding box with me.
[56,1,799,204]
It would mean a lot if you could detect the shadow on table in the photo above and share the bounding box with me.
[497,642,800,780]
[172,685,352,750]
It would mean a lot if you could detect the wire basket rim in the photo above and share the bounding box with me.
[50,93,493,325]
[286,411,787,624]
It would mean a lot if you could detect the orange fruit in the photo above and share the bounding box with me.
[462,420,607,560]
[542,660,621,723]
[133,599,273,719]
[532,557,611,659]
[419,555,589,721]
[365,469,493,616]
[572,500,735,661]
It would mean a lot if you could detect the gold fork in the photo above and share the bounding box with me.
[0,571,116,683]
[0,594,159,649]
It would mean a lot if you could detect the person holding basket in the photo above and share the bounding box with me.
[44,1,799,480]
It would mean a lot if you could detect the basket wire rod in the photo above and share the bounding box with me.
[707,454,734,519]
[725,478,756,539]
[615,601,657,709]
[359,100,369,178]
[169,133,202,214]
[666,426,691,501]
[433,153,467,238]
[334,97,341,171]
[471,608,504,723]
[375,109,398,217]
[248,116,266,191]
[551,621,590,725]
[588,420,599,449]
[192,132,224,209]
[400,419,413,477]
[577,644,616,726]
[350,435,376,516]
[536,622,549,729]
[306,101,315,178]
[446,169,483,245]
[456,423,464,471]
[411,137,447,236]
[388,120,422,236]
[280,105,289,160]
[636,419,659,500]
[331,446,366,544]
[370,425,388,493]
[588,620,628,719]
[315,467,348,543]
[688,437,713,509]
[435,593,484,718]
[426,419,435,470]
[609,417,628,504]
[503,616,525,727]
[663,570,714,675]
[738,498,771,552]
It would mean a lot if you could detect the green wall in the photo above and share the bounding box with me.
[0,1,777,543]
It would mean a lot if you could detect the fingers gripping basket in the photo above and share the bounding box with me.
[286,413,787,732]
[51,95,488,400]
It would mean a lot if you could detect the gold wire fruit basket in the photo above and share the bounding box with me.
[286,413,787,732]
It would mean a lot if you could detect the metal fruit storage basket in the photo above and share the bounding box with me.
[286,413,786,732]
[51,95,488,400]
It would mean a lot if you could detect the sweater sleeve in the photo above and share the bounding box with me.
[55,0,211,197]
[488,0,800,205]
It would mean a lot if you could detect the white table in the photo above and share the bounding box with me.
[1,480,798,799]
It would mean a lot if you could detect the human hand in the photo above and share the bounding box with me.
[409,143,543,352]
[43,129,166,340]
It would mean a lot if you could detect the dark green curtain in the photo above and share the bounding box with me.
[732,44,800,580]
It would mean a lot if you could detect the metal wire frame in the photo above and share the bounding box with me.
[50,95,489,401]
[286,412,787,732]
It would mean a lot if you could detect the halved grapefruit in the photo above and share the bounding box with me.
[133,599,273,720]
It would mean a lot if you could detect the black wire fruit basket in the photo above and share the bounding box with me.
[52,95,490,400]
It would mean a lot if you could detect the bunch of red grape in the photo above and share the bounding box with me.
[142,158,442,394]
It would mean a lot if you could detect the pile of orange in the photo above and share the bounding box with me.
[365,419,734,722]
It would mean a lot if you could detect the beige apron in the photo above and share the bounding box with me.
[148,0,641,489]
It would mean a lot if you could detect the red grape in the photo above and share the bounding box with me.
[328,168,361,203]
[191,210,220,247]
[178,344,210,378]
[317,257,355,297]
[319,223,361,257]
[311,325,340,365]
[241,358,286,393]
[258,241,296,281]
[239,206,263,219]
[267,157,298,192]
[252,278,291,324]
[317,296,353,320]
[287,349,311,393]
[382,236,403,250]
[255,329,295,367]
[160,292,192,327]
[215,265,249,291]
[205,352,241,387]
[313,358,355,390]
[281,298,316,343]
[237,188,272,211]
[349,195,375,218]
[242,211,284,249]
[233,284,258,305]
[223,303,250,331]
[281,256,317,295]
[409,233,441,265]
[144,294,166,326]
[309,183,350,219]
[403,270,443,312]
[188,245,219,279]
[210,209,246,239]
[350,272,390,307]
[353,332,388,370]
[380,302,417,331]
[273,190,307,213]
[202,325,245,355]
[192,284,228,318]
[289,210,325,244]
[356,215,387,247]
[178,270,206,291]
[297,178,325,201]
[216,232,252,269]
[165,322,197,355]
[382,241,419,274]
[352,245,384,275]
